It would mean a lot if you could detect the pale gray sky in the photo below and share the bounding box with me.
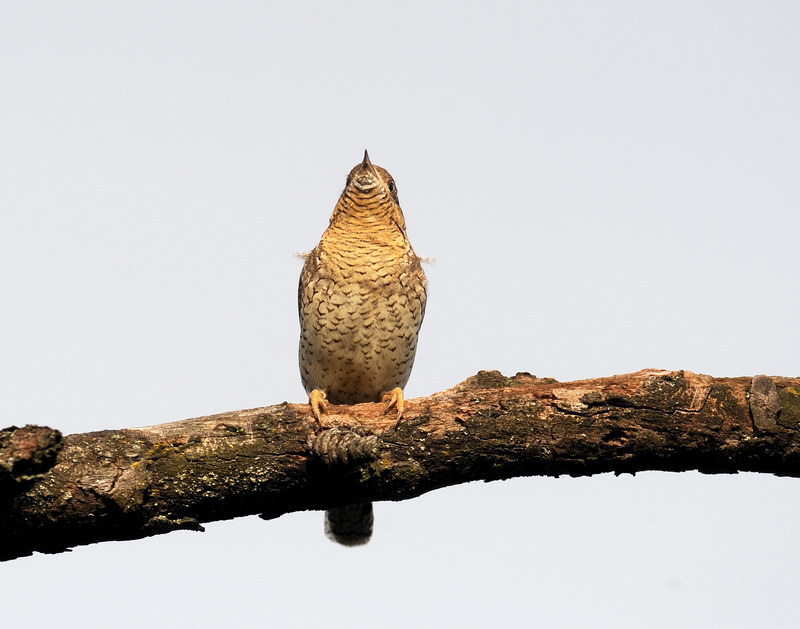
[1,2,799,627]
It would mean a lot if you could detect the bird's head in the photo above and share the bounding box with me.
[345,150,399,202]
[329,150,405,232]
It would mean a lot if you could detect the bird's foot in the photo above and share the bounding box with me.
[382,387,405,428]
[308,389,328,427]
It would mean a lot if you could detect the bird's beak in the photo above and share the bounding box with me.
[362,150,372,168]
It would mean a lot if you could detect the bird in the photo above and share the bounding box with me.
[298,150,427,546]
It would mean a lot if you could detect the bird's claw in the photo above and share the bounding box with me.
[309,389,328,427]
[383,387,405,428]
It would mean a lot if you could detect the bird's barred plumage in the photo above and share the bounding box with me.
[298,151,427,545]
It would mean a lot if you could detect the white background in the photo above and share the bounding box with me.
[1,2,798,627]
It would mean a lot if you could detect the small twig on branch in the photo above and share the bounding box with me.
[1,369,799,561]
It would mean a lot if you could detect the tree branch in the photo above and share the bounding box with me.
[2,369,799,561]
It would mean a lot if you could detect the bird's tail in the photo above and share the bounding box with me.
[324,503,373,546]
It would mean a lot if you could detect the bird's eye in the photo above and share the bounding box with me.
[388,180,396,192]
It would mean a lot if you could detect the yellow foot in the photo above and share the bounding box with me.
[308,389,327,427]
[382,387,405,427]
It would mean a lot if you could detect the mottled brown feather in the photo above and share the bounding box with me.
[298,157,427,405]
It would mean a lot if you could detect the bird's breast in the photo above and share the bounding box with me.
[298,241,426,404]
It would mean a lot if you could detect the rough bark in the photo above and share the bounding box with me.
[2,369,799,561]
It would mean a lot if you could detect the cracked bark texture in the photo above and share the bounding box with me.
[2,369,800,562]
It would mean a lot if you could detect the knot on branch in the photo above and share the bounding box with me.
[453,370,553,392]
[0,425,62,489]
[309,426,379,466]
